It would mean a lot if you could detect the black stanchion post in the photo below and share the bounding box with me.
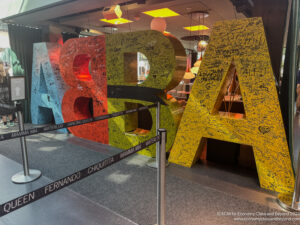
[148,102,169,169]
[11,103,41,184]
[156,102,160,164]
[157,129,166,225]
[277,148,300,211]
[147,102,161,168]
[292,152,300,209]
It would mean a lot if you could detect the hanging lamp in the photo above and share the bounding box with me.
[183,10,195,80]
[150,17,167,32]
[184,53,195,79]
[191,11,209,75]
[191,54,202,74]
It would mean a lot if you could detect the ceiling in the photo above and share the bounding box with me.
[3,0,245,48]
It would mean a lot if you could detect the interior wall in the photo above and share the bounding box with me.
[49,25,64,44]
[41,23,77,45]
[252,0,289,83]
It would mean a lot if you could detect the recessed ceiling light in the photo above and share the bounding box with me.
[100,18,133,25]
[184,25,209,31]
[142,8,179,18]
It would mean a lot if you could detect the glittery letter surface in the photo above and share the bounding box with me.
[106,31,186,156]
[169,18,294,194]
[60,36,109,143]
[31,43,68,133]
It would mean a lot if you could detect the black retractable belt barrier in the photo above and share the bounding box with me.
[0,135,160,217]
[0,103,157,142]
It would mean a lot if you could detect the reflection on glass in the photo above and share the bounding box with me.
[137,52,150,84]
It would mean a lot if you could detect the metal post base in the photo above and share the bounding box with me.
[146,158,169,168]
[277,193,300,212]
[11,169,42,184]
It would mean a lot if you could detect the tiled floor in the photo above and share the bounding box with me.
[0,155,137,225]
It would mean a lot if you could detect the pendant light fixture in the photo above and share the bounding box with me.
[191,11,209,75]
[184,11,195,80]
[150,17,167,32]
[191,54,202,74]
[184,53,195,79]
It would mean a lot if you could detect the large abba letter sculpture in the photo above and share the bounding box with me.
[106,31,185,156]
[60,36,109,143]
[169,18,294,194]
[60,31,185,156]
[31,43,68,133]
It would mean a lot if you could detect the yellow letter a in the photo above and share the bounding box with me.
[169,18,294,194]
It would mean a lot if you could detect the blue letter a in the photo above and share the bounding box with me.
[31,43,68,133]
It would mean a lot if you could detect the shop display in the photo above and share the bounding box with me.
[1,0,299,221]
[169,18,294,194]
